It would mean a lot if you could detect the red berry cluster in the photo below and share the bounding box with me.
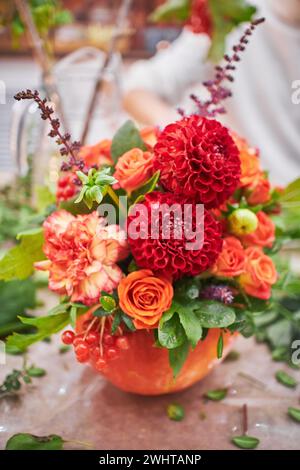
[61,316,129,371]
[56,172,79,202]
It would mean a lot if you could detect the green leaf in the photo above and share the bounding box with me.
[169,340,189,377]
[0,279,37,335]
[26,367,46,378]
[5,433,64,450]
[217,332,224,359]
[131,171,160,204]
[6,309,70,351]
[111,120,147,162]
[100,295,116,312]
[36,185,55,212]
[158,312,186,349]
[0,228,45,281]
[280,177,300,212]
[92,307,111,317]
[175,303,202,349]
[195,300,236,328]
[275,370,298,388]
[121,313,136,332]
[111,311,122,334]
[166,403,185,421]
[288,407,300,423]
[150,0,191,22]
[205,388,227,401]
[208,0,257,62]
[231,435,260,449]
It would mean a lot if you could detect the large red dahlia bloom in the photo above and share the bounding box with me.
[127,192,223,279]
[153,115,241,209]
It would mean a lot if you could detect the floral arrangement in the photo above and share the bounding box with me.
[2,18,300,394]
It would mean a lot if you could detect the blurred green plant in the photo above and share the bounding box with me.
[0,0,73,49]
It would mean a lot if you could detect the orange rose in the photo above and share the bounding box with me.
[118,269,173,329]
[212,236,245,277]
[140,127,158,148]
[239,247,277,300]
[242,211,275,248]
[232,134,262,187]
[78,139,112,167]
[114,148,154,194]
[247,177,271,206]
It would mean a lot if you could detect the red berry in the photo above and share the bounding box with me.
[73,335,84,346]
[116,336,129,351]
[61,330,75,345]
[86,331,99,346]
[75,342,89,357]
[104,333,114,346]
[95,358,106,371]
[107,347,118,360]
[76,353,89,363]
[90,347,100,360]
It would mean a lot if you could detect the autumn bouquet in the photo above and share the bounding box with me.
[2,18,300,396]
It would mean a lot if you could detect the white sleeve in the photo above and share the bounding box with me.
[123,28,211,105]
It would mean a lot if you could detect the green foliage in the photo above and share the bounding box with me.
[0,279,37,337]
[0,228,45,281]
[131,171,160,205]
[169,341,190,378]
[150,0,191,22]
[252,296,300,366]
[1,0,73,47]
[157,278,236,376]
[204,388,227,401]
[288,407,300,423]
[36,185,56,212]
[0,360,46,398]
[194,300,236,328]
[166,403,185,421]
[275,370,298,388]
[75,167,117,209]
[208,0,256,62]
[6,302,87,351]
[5,433,64,450]
[0,199,35,243]
[111,120,147,163]
[150,0,256,62]
[231,435,260,449]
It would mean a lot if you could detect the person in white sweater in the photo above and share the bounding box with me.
[123,0,300,184]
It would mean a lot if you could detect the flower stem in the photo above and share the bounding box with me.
[107,186,127,217]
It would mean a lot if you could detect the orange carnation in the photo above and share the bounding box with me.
[239,247,277,300]
[232,134,262,187]
[118,269,173,329]
[35,210,129,305]
[212,236,245,277]
[247,177,271,206]
[78,139,112,167]
[114,148,154,194]
[242,211,275,248]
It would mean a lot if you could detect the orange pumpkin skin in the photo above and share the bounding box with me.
[77,315,236,395]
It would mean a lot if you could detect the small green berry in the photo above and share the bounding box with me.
[228,209,258,236]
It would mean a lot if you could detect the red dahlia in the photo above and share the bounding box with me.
[153,115,241,209]
[127,192,223,279]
